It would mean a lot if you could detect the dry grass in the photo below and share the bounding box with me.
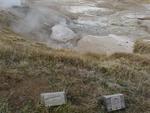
[0,11,16,28]
[134,39,150,54]
[0,29,150,113]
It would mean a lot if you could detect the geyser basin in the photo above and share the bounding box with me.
[0,0,150,55]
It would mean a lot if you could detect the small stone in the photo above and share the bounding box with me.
[102,94,125,112]
[40,91,66,107]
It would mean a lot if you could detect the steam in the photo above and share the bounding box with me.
[0,0,78,48]
[11,6,68,41]
[0,0,21,8]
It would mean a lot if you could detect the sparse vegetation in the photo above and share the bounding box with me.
[134,39,150,54]
[0,29,150,113]
[0,11,15,27]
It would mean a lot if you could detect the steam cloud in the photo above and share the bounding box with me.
[0,0,78,48]
[0,0,21,8]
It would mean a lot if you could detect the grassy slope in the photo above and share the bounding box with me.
[0,29,150,113]
[134,40,150,54]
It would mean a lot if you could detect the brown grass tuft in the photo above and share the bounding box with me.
[134,39,150,54]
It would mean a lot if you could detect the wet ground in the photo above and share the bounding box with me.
[9,0,150,54]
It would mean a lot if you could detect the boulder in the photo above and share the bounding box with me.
[50,24,77,43]
[75,35,134,54]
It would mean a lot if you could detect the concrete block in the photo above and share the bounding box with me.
[102,94,125,112]
[40,91,66,107]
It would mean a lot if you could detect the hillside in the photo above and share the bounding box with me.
[0,29,150,113]
[0,0,150,112]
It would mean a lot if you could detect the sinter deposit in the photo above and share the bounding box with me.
[0,0,150,54]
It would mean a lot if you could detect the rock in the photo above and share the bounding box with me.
[50,24,77,43]
[102,94,126,112]
[40,91,66,107]
[75,35,133,54]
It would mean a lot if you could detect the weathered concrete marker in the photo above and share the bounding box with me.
[40,91,66,107]
[102,94,125,112]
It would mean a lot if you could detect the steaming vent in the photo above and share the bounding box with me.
[0,0,28,8]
